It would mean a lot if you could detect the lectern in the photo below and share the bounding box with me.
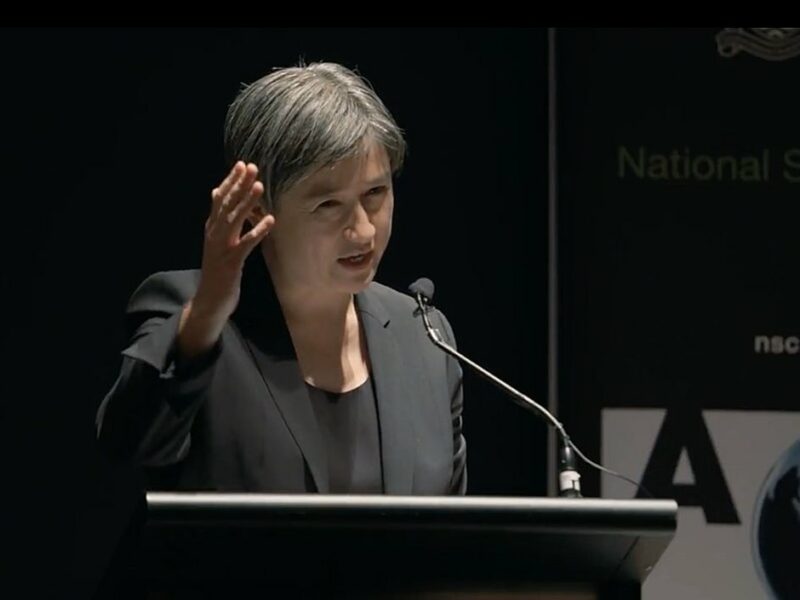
[124,493,676,599]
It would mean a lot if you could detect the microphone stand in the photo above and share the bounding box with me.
[414,292,581,498]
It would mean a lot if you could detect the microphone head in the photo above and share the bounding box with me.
[408,277,435,302]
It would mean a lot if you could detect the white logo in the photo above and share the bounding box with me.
[754,335,800,354]
[716,28,800,61]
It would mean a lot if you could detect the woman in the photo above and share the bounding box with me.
[96,62,466,495]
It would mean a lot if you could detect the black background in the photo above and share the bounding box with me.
[556,28,800,494]
[2,27,549,597]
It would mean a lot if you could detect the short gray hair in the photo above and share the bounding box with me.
[224,61,406,213]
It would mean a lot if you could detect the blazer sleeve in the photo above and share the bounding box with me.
[95,271,221,467]
[432,309,467,495]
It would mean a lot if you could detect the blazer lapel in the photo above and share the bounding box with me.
[232,252,330,493]
[356,289,416,495]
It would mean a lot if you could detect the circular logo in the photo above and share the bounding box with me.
[752,438,800,599]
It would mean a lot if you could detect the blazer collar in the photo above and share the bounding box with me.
[232,251,415,494]
[355,289,415,494]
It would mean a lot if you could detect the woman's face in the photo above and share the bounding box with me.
[265,139,394,296]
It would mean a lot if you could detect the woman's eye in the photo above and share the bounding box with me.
[316,200,339,210]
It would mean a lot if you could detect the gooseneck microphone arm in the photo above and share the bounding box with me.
[410,278,582,498]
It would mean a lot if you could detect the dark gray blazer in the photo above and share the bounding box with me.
[96,251,467,495]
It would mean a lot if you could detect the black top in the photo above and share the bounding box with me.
[306,377,384,494]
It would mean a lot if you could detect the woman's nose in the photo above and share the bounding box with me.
[344,202,375,243]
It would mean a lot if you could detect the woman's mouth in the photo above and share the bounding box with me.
[337,251,374,269]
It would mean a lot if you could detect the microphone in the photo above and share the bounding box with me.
[408,277,434,302]
[409,278,437,320]
[408,277,582,497]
